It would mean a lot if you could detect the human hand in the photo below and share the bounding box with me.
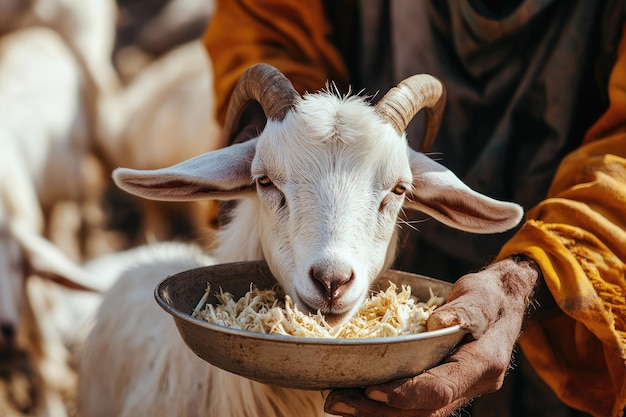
[324,257,541,417]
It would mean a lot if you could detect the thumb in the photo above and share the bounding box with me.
[426,298,490,338]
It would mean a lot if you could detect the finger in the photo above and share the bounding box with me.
[365,334,512,411]
[325,388,469,417]
[427,300,491,337]
[427,272,505,337]
[324,388,443,417]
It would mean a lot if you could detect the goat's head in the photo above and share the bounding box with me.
[113,64,523,324]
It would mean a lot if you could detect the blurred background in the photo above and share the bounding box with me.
[0,0,221,415]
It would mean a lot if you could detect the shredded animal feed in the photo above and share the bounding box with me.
[192,282,444,338]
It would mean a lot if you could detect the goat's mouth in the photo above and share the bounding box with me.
[293,294,357,326]
[321,311,353,326]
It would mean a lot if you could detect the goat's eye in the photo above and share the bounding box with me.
[391,183,407,195]
[257,176,273,187]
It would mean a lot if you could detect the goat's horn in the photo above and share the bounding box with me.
[223,63,300,141]
[375,74,446,152]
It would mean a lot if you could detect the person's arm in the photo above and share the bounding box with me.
[203,0,349,130]
[495,27,626,417]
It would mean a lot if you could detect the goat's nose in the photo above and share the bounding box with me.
[0,321,16,349]
[309,265,354,299]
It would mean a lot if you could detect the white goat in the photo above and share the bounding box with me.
[77,64,524,417]
[0,27,106,417]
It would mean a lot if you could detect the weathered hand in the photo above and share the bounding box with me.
[324,257,541,417]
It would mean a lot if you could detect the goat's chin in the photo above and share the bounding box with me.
[322,311,354,327]
[291,293,357,326]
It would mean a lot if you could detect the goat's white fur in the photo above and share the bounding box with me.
[79,83,523,416]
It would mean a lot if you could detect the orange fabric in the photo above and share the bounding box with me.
[498,27,626,417]
[203,0,348,131]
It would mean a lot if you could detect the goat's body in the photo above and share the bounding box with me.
[78,242,326,417]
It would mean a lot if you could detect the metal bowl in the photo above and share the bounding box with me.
[155,260,467,390]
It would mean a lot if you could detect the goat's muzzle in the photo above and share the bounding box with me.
[306,263,356,322]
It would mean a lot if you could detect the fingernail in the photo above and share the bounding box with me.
[327,402,357,415]
[367,390,388,403]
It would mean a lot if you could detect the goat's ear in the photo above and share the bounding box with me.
[404,150,523,234]
[10,221,103,293]
[113,138,258,201]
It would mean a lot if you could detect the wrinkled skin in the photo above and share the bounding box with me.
[324,256,542,417]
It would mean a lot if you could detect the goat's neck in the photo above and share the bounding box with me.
[213,199,264,263]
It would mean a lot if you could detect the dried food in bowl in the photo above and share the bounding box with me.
[192,281,445,338]
[155,260,468,390]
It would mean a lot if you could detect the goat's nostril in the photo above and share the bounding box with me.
[309,266,354,298]
[0,322,15,346]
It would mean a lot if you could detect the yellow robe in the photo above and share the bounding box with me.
[204,1,626,415]
[497,28,626,417]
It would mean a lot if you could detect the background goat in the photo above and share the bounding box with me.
[77,63,523,417]
[0,27,109,417]
[0,2,219,415]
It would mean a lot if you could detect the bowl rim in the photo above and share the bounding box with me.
[154,277,466,346]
